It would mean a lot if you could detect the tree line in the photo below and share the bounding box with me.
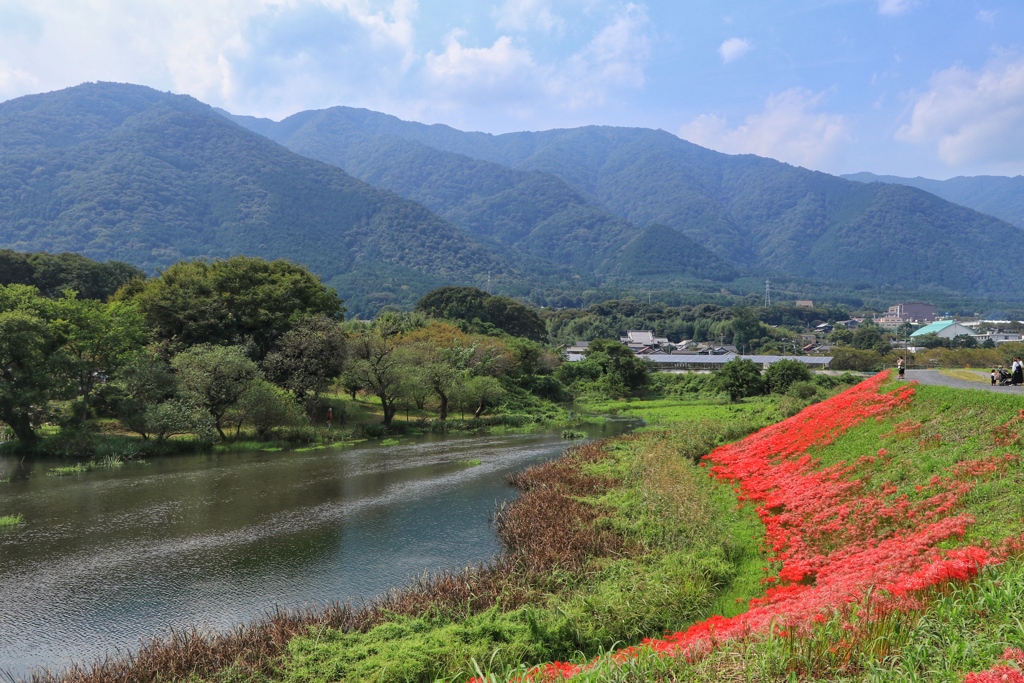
[0,258,565,450]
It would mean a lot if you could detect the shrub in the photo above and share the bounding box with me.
[786,380,819,400]
[763,359,812,394]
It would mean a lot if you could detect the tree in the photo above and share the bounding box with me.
[730,307,765,352]
[458,376,506,418]
[829,328,854,346]
[0,309,59,442]
[132,399,213,444]
[171,345,261,439]
[52,296,147,423]
[583,339,650,397]
[0,285,69,441]
[950,334,978,349]
[852,326,885,351]
[339,370,365,400]
[713,358,764,402]
[263,314,346,413]
[416,286,547,342]
[349,331,407,427]
[115,354,178,439]
[0,249,144,301]
[124,257,344,358]
[763,359,812,394]
[232,380,305,439]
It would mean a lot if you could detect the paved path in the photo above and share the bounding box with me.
[904,369,1024,395]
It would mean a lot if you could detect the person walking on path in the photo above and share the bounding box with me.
[897,356,905,379]
[327,406,333,429]
[1013,358,1023,387]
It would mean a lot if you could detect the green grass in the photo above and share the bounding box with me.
[0,513,24,527]
[461,378,1024,682]
[379,438,401,446]
[576,394,784,428]
[46,453,128,476]
[462,459,482,466]
[939,368,991,383]
[267,406,771,683]
[511,555,1024,683]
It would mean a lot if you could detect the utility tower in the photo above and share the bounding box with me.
[763,278,771,307]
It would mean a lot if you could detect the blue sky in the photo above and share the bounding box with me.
[0,0,1022,178]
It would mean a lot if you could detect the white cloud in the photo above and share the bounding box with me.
[424,31,539,97]
[977,9,996,25]
[718,37,752,64]
[896,55,1024,170]
[877,0,918,16]
[0,0,420,117]
[558,2,650,107]
[421,3,650,115]
[678,88,848,168]
[494,0,564,35]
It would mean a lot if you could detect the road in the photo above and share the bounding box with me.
[904,369,1024,394]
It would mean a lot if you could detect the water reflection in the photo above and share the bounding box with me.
[0,422,632,679]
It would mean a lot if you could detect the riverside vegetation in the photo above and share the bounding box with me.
[0,258,578,464]
[23,371,1024,683]
[20,367,861,683]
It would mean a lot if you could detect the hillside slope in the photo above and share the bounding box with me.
[228,107,736,281]
[0,83,511,315]
[844,171,1024,231]
[242,107,1024,299]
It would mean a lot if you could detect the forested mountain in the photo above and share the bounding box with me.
[2,82,1023,314]
[226,108,735,280]
[234,106,1024,299]
[843,172,1024,231]
[0,83,511,315]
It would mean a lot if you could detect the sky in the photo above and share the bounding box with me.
[0,0,1022,179]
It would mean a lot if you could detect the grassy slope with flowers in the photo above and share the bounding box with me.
[476,372,1024,682]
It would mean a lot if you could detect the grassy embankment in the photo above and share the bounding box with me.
[470,374,1024,682]
[33,391,789,683]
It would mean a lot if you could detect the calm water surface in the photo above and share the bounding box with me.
[0,423,632,679]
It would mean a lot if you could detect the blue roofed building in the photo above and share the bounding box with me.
[909,320,975,340]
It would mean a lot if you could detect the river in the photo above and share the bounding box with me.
[0,422,632,680]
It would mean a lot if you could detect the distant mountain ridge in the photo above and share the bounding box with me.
[1,82,1023,314]
[843,172,1024,231]
[225,108,736,281]
[230,105,1024,300]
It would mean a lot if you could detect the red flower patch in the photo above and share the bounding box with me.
[482,372,1022,680]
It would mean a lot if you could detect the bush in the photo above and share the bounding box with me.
[713,358,765,402]
[763,359,812,394]
[787,381,819,400]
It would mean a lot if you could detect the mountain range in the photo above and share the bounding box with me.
[0,81,1021,315]
[228,105,1024,302]
[843,172,1024,231]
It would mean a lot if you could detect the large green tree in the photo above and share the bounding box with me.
[52,296,147,422]
[349,326,408,427]
[714,358,765,402]
[171,344,261,439]
[0,285,69,441]
[124,256,344,358]
[416,287,547,342]
[263,314,347,412]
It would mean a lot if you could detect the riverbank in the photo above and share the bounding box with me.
[474,373,1024,681]
[12,392,786,683]
[0,390,580,477]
